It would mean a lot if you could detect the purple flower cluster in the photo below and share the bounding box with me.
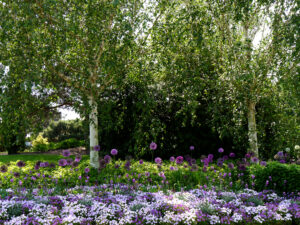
[0,185,298,225]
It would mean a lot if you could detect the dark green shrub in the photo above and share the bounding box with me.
[54,138,84,149]
[251,162,300,193]
[43,119,85,142]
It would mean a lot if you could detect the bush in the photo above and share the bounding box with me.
[54,138,84,149]
[43,119,85,142]
[31,134,49,152]
[251,161,300,193]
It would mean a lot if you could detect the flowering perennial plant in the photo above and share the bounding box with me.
[0,185,298,225]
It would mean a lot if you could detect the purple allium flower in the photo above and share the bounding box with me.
[16,160,26,168]
[251,157,259,163]
[75,155,82,162]
[40,162,46,167]
[62,150,71,157]
[104,155,111,163]
[251,174,255,179]
[58,159,67,167]
[145,171,150,177]
[228,163,234,169]
[13,172,20,178]
[31,176,36,181]
[190,145,195,151]
[229,152,235,158]
[71,161,79,168]
[0,165,8,173]
[150,142,157,150]
[277,151,284,157]
[260,161,267,166]
[208,154,214,162]
[111,149,118,156]
[66,158,73,165]
[170,156,175,162]
[139,159,143,164]
[223,155,228,160]
[218,148,224,153]
[155,157,162,164]
[78,176,82,180]
[245,153,251,158]
[10,178,14,183]
[175,156,184,165]
[84,167,90,173]
[93,145,100,151]
[170,166,175,171]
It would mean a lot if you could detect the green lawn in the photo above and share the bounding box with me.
[0,154,64,164]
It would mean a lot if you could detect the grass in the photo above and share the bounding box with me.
[0,154,69,163]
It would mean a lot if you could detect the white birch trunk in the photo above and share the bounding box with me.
[247,101,259,157]
[89,95,99,168]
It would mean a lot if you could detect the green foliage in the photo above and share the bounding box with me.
[251,162,300,193]
[43,119,85,143]
[54,138,85,150]
[31,134,49,153]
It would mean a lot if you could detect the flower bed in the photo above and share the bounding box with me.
[0,184,299,225]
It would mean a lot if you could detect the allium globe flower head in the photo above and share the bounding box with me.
[218,148,224,153]
[170,156,175,162]
[190,145,195,151]
[229,152,235,158]
[66,158,73,165]
[93,145,100,151]
[252,157,259,163]
[111,149,118,156]
[104,155,111,164]
[176,156,184,165]
[62,150,71,157]
[245,153,251,158]
[277,151,284,158]
[0,165,8,173]
[84,167,90,173]
[58,159,67,167]
[75,155,82,162]
[155,157,162,165]
[139,159,143,164]
[16,160,26,168]
[223,155,229,160]
[208,154,214,162]
[260,161,267,166]
[150,142,157,150]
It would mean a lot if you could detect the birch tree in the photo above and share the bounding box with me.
[0,0,159,167]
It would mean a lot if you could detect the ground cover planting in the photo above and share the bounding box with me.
[0,147,299,224]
